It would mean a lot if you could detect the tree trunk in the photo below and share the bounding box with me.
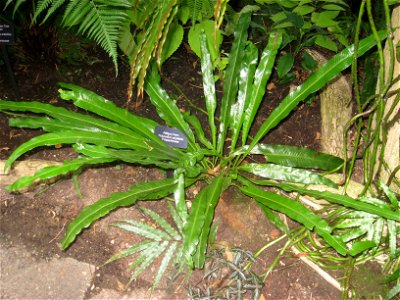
[374,6,400,193]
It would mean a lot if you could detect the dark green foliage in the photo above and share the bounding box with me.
[0,9,396,289]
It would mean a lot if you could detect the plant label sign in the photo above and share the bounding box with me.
[155,126,188,149]
[0,22,15,45]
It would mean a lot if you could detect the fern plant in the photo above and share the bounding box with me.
[32,0,133,74]
[1,8,397,288]
[106,204,185,287]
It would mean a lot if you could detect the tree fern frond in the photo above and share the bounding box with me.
[33,0,132,74]
[33,0,57,22]
[41,0,67,23]
[183,0,214,23]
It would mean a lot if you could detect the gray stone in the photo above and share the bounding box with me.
[1,240,94,299]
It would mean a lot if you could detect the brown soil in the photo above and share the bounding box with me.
[0,37,344,300]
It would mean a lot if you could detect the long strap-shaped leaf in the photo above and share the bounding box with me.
[61,177,178,249]
[217,11,251,154]
[192,178,230,269]
[199,31,217,148]
[239,163,338,188]
[275,183,400,222]
[0,100,138,139]
[230,42,258,151]
[241,32,282,146]
[245,30,387,156]
[6,157,115,191]
[235,144,343,170]
[4,131,151,171]
[58,83,163,144]
[73,144,179,168]
[9,117,101,133]
[145,66,197,150]
[183,175,227,268]
[240,184,347,255]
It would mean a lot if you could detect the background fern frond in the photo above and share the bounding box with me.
[33,0,132,74]
[183,0,215,23]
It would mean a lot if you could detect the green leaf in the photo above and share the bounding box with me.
[277,53,295,79]
[183,175,227,268]
[113,220,171,241]
[275,183,400,221]
[193,176,230,268]
[217,11,251,154]
[183,112,214,150]
[348,241,376,256]
[311,11,340,28]
[257,202,289,234]
[6,157,115,191]
[293,5,315,15]
[334,218,376,229]
[199,30,217,147]
[0,100,139,139]
[153,241,179,288]
[173,170,188,223]
[379,181,399,208]
[239,163,338,188]
[285,12,304,28]
[241,32,282,145]
[8,117,100,133]
[387,283,400,300]
[58,83,162,143]
[106,240,157,264]
[301,51,318,71]
[61,178,177,249]
[168,202,184,236]
[322,4,346,11]
[240,183,347,255]
[130,241,169,282]
[387,220,397,256]
[247,30,387,154]
[386,267,400,283]
[4,131,149,172]
[189,20,223,64]
[230,42,258,151]
[160,22,184,64]
[315,34,338,52]
[139,206,181,240]
[270,12,287,23]
[145,66,196,148]
[248,144,343,170]
[73,143,178,169]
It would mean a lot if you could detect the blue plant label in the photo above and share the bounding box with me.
[155,126,188,149]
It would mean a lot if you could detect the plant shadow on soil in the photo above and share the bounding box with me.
[0,39,364,299]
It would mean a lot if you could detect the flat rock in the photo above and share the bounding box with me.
[0,239,95,299]
[0,160,62,185]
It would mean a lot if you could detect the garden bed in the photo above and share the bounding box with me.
[0,42,386,299]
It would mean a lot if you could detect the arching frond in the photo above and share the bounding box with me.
[33,0,132,74]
